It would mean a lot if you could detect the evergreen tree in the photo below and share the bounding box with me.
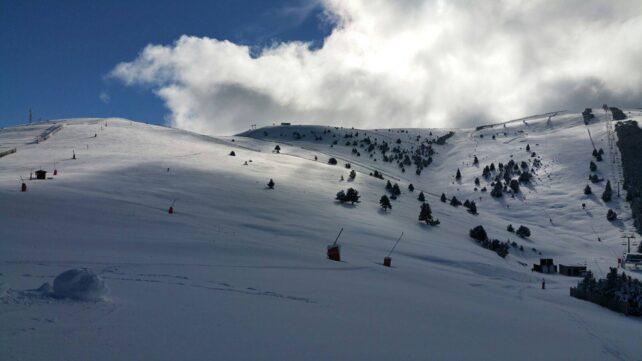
[274,145,281,153]
[345,188,360,204]
[440,193,447,202]
[491,182,503,197]
[455,168,462,180]
[473,155,479,165]
[526,144,530,151]
[349,169,356,180]
[483,165,491,178]
[450,196,462,207]
[418,191,426,202]
[469,225,488,241]
[584,184,592,195]
[267,179,275,189]
[418,203,439,225]
[602,180,613,202]
[328,157,338,165]
[474,177,480,186]
[392,183,401,196]
[380,195,392,211]
[229,151,236,156]
[507,224,515,233]
[386,180,393,191]
[509,179,520,193]
[516,225,531,238]
[606,209,617,221]
[589,161,597,172]
[408,184,415,192]
[467,201,478,215]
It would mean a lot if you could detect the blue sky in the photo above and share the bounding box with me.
[0,0,329,127]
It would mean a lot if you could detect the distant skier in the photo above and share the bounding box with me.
[541,279,546,290]
[267,179,275,189]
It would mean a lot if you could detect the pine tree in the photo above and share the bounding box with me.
[380,195,392,211]
[408,184,414,192]
[450,196,462,207]
[467,201,477,215]
[418,203,439,225]
[606,209,617,221]
[474,177,480,186]
[267,179,275,189]
[349,169,356,180]
[418,191,426,202]
[473,155,479,165]
[507,224,515,233]
[584,185,592,195]
[491,182,503,197]
[386,180,393,190]
[589,161,597,172]
[455,168,462,180]
[274,145,281,153]
[440,193,447,202]
[328,157,338,165]
[345,188,360,204]
[469,225,488,242]
[516,225,531,238]
[229,151,236,156]
[392,183,401,196]
[526,144,530,152]
[602,180,613,202]
[509,179,520,193]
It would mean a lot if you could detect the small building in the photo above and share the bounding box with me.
[559,264,587,277]
[35,170,47,180]
[533,258,557,274]
[281,122,291,126]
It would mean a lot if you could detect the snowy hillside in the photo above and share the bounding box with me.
[1,112,641,360]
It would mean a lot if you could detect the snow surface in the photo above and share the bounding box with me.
[1,113,641,360]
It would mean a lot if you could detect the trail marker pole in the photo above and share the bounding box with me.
[168,199,176,214]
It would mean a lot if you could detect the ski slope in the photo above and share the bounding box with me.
[1,112,641,361]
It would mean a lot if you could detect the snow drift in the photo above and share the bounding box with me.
[52,269,107,301]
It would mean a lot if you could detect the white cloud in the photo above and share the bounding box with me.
[111,0,642,134]
[99,91,111,104]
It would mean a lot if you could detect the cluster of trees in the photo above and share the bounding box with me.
[592,148,604,162]
[507,224,531,238]
[336,188,360,204]
[575,268,642,315]
[482,158,536,197]
[469,225,510,258]
[615,121,642,239]
[440,193,477,214]
[582,108,595,124]
[386,180,401,198]
[370,170,384,179]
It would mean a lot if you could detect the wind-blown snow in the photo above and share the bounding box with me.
[1,112,641,360]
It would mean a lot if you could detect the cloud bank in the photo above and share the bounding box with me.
[112,0,642,134]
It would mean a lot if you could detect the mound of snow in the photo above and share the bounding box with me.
[53,268,107,301]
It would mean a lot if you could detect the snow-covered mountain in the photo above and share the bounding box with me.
[1,111,641,360]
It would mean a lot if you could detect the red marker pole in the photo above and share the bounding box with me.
[168,199,176,214]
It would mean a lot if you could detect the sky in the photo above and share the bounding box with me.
[2,0,642,134]
[0,0,330,128]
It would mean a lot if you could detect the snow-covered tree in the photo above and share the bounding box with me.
[418,191,426,202]
[267,179,275,189]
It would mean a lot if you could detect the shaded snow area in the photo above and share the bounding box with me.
[1,113,641,360]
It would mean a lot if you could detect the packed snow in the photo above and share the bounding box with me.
[1,112,641,360]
